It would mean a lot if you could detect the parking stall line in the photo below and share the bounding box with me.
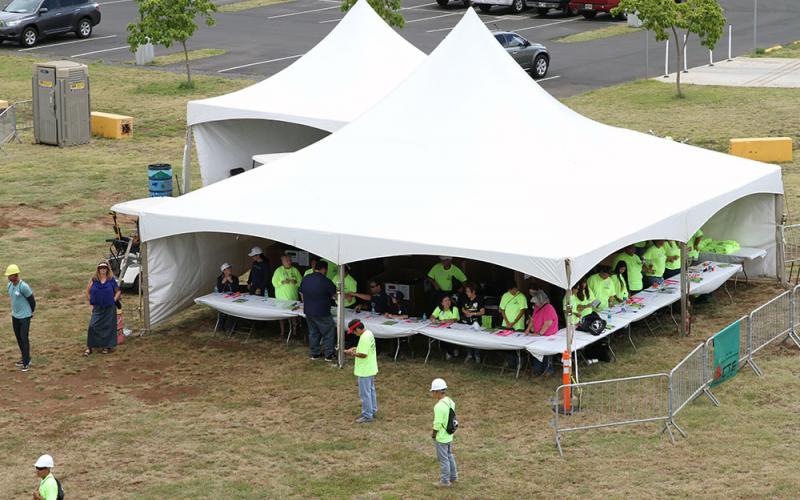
[405,12,460,23]
[267,5,340,18]
[217,54,305,73]
[319,3,440,23]
[71,45,130,58]
[426,14,516,33]
[17,35,117,52]
[513,17,582,31]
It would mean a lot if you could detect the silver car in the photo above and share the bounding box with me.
[493,31,550,78]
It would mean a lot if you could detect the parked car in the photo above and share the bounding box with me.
[436,0,472,7]
[474,0,527,14]
[0,0,101,48]
[568,0,624,19]
[493,31,549,78]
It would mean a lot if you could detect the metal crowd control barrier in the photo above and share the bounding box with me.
[0,104,16,149]
[791,285,800,349]
[747,290,793,376]
[13,99,33,132]
[670,343,719,415]
[782,224,800,284]
[553,373,681,456]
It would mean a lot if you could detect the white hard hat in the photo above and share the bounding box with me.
[248,246,263,257]
[34,454,54,468]
[220,262,232,272]
[430,378,448,391]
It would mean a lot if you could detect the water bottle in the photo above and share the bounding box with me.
[606,308,611,322]
[422,312,427,321]
[371,303,376,314]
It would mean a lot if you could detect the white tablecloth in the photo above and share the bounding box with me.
[195,294,303,321]
[699,246,767,263]
[526,262,741,357]
[416,322,537,351]
[342,310,424,339]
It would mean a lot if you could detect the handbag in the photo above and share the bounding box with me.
[577,312,606,336]
[116,309,126,345]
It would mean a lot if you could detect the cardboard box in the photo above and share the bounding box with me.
[91,111,133,139]
[730,137,792,162]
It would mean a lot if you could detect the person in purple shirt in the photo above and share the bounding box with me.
[84,261,121,355]
[299,260,337,361]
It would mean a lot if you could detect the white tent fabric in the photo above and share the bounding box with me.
[135,9,782,326]
[111,197,173,217]
[187,0,425,186]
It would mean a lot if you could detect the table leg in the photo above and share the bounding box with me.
[425,338,433,364]
[395,338,400,362]
[515,350,522,379]
[724,282,734,304]
[574,351,580,384]
[669,305,679,330]
[628,324,636,350]
[286,319,293,346]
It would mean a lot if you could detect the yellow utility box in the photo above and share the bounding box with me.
[91,111,133,139]
[730,137,793,162]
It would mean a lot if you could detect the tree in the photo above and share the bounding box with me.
[613,0,725,97]
[341,0,404,28]
[127,0,217,88]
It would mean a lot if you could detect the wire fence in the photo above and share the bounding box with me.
[0,100,33,151]
[553,284,800,455]
[14,99,33,131]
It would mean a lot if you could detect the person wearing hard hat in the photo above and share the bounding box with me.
[345,319,378,423]
[33,454,59,500]
[246,246,271,297]
[430,378,458,487]
[5,264,35,372]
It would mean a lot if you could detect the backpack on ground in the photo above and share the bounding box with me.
[445,400,458,435]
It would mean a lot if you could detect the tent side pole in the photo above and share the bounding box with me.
[337,264,345,369]
[181,126,193,194]
[140,240,151,336]
[680,242,689,336]
[563,259,573,412]
[775,194,786,284]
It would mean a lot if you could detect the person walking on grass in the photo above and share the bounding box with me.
[430,378,458,487]
[5,264,35,372]
[344,319,378,423]
[33,454,61,500]
[85,261,121,356]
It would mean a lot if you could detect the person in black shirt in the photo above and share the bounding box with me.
[246,246,271,297]
[460,282,485,364]
[351,280,389,313]
[214,262,240,331]
[385,291,409,319]
[299,260,338,361]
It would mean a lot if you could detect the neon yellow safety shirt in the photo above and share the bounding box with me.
[587,273,615,310]
[433,396,456,444]
[664,241,682,271]
[334,274,357,307]
[612,252,644,292]
[643,244,667,278]
[500,291,527,330]
[688,230,704,260]
[272,265,302,301]
[565,289,596,322]
[563,294,580,325]
[432,306,460,322]
[610,274,629,301]
[354,329,378,378]
[39,473,58,500]
[427,263,467,292]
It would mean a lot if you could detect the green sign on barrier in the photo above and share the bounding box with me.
[711,319,741,387]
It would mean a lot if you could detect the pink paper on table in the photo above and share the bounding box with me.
[664,279,678,285]
[495,330,515,337]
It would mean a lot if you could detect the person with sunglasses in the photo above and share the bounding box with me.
[33,454,60,500]
[84,261,121,356]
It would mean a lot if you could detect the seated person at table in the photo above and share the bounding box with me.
[612,245,644,296]
[460,282,485,364]
[564,279,595,326]
[273,253,303,338]
[350,280,389,313]
[611,261,629,303]
[663,240,681,279]
[428,257,467,300]
[587,267,616,310]
[247,246,271,297]
[687,229,704,264]
[432,295,461,360]
[642,240,668,288]
[337,266,358,308]
[215,262,239,293]
[500,283,528,369]
[525,289,557,376]
[385,291,409,319]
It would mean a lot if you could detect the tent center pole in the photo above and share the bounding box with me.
[680,242,689,336]
[337,264,345,369]
[563,259,573,412]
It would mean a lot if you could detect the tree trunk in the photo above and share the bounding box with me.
[182,40,192,86]
[672,27,683,98]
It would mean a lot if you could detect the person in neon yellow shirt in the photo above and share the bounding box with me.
[612,245,644,295]
[500,284,527,369]
[611,261,629,303]
[564,279,596,325]
[642,240,667,288]
[587,268,616,310]
[272,254,302,338]
[427,257,467,293]
[323,258,339,282]
[688,230,704,263]
[335,266,358,308]
[432,295,460,360]
[664,240,682,279]
[430,378,457,487]
[345,319,378,424]
[33,454,59,500]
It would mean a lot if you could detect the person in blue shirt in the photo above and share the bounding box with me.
[5,264,35,372]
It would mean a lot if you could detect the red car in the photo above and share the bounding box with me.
[568,0,621,19]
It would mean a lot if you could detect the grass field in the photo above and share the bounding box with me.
[555,24,642,43]
[1,55,800,498]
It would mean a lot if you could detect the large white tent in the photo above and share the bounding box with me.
[132,9,782,327]
[185,0,425,186]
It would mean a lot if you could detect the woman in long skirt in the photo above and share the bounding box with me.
[85,260,121,355]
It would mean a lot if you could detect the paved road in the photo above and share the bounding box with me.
[1,0,798,97]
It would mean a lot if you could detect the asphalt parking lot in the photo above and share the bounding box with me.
[1,0,798,97]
